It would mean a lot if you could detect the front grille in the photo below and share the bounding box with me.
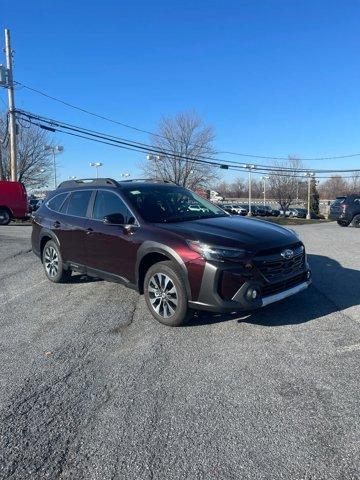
[261,272,307,296]
[254,244,305,282]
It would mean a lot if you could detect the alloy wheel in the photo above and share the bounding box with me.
[148,273,178,318]
[44,246,59,278]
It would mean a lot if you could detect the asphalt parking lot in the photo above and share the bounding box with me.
[0,222,359,480]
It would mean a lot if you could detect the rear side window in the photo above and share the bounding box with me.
[353,197,360,204]
[47,193,68,212]
[66,190,92,217]
[92,190,134,223]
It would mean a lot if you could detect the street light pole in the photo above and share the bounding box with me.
[44,145,64,188]
[305,172,315,219]
[262,176,270,206]
[147,154,161,178]
[89,162,103,178]
[244,164,255,215]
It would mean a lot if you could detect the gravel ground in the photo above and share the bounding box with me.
[0,222,359,480]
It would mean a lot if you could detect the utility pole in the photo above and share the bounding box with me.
[4,29,17,181]
[305,172,315,219]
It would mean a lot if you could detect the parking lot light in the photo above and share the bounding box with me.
[89,162,103,179]
[243,164,256,215]
[305,172,315,219]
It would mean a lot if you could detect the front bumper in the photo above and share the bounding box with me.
[188,261,311,313]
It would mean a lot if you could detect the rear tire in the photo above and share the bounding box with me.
[351,214,360,228]
[144,261,192,327]
[42,240,72,283]
[0,208,11,225]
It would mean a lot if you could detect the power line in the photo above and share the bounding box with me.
[14,81,168,139]
[16,111,360,180]
[14,80,360,162]
[17,109,360,174]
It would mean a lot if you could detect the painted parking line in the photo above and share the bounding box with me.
[0,280,47,307]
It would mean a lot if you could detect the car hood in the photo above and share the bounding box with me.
[155,216,300,252]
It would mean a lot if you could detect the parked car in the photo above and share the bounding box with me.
[328,196,346,221]
[221,204,247,215]
[221,203,238,214]
[29,198,43,213]
[329,194,360,227]
[261,205,279,217]
[289,208,307,219]
[231,204,248,216]
[252,206,267,216]
[0,180,29,225]
[31,178,311,326]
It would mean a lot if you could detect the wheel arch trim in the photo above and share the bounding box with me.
[39,228,61,257]
[136,241,191,298]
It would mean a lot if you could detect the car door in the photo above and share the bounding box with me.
[53,189,93,266]
[84,189,140,283]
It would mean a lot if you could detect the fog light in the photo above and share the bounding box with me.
[246,287,259,301]
[306,270,311,280]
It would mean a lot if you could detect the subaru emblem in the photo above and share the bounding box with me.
[281,249,294,260]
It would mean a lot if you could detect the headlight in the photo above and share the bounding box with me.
[187,240,247,261]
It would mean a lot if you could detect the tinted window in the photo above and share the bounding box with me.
[92,190,133,223]
[353,198,360,204]
[66,190,92,217]
[47,193,68,212]
[122,185,227,223]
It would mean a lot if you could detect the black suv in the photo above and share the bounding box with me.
[329,194,360,227]
[32,178,311,326]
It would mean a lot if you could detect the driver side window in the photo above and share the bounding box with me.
[92,190,134,223]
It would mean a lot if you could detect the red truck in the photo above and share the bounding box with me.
[0,181,29,225]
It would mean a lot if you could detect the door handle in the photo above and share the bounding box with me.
[86,227,94,235]
[53,221,61,228]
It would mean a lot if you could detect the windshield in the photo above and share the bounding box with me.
[122,185,228,223]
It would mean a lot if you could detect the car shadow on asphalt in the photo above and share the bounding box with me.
[187,254,360,328]
[68,273,103,284]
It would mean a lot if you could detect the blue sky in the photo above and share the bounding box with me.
[2,0,360,185]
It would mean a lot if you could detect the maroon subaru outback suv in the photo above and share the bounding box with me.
[31,178,311,326]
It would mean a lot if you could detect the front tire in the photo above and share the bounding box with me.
[0,208,11,225]
[351,214,360,228]
[337,220,350,227]
[42,240,72,283]
[144,261,192,327]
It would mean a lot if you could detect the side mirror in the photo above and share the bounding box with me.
[103,213,125,225]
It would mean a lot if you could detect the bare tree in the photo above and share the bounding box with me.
[349,171,360,193]
[142,111,218,189]
[268,157,304,213]
[318,175,349,199]
[0,116,54,188]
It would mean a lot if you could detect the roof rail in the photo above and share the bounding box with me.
[119,178,174,184]
[57,178,120,189]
